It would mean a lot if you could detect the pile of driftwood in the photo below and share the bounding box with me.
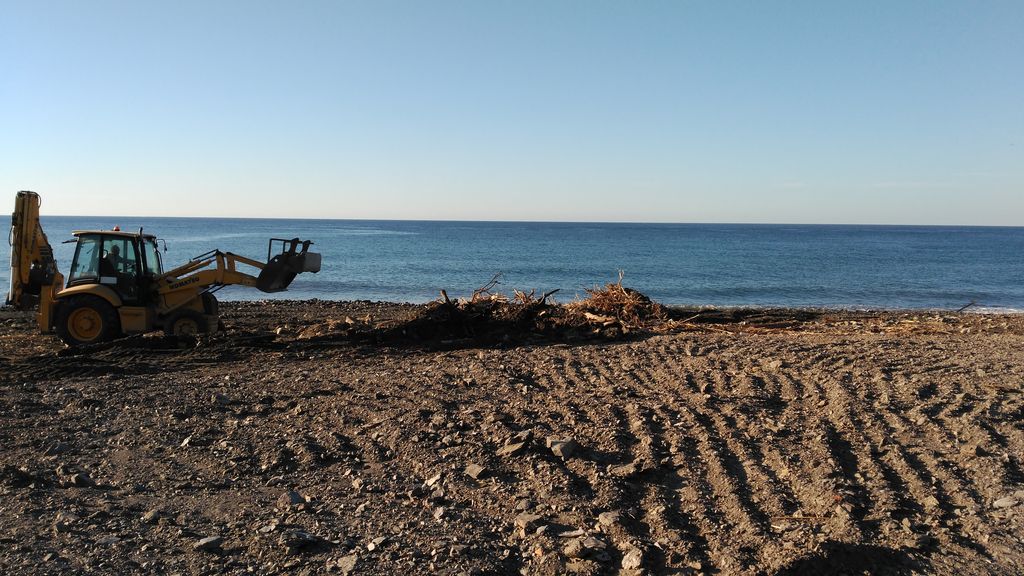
[291,274,828,348]
[369,273,669,347]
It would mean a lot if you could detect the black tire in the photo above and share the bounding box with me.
[201,292,219,316]
[164,309,210,337]
[55,295,122,346]
[201,293,222,333]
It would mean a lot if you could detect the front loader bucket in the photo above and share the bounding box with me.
[256,238,321,293]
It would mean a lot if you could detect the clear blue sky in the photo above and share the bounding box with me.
[2,1,1021,224]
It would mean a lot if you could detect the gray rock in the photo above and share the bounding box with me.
[496,442,527,458]
[367,536,387,551]
[547,438,581,459]
[610,463,638,478]
[564,535,607,558]
[52,512,78,533]
[450,544,469,557]
[336,553,358,574]
[993,495,1019,509]
[282,530,327,554]
[278,490,306,510]
[622,548,643,570]
[514,513,543,531]
[465,463,487,480]
[194,536,223,552]
[511,429,534,443]
[563,538,586,558]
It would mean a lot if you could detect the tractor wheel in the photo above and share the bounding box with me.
[55,295,122,346]
[201,293,223,333]
[164,309,209,337]
[201,293,220,316]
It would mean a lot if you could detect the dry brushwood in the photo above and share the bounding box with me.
[282,274,669,348]
[471,273,503,303]
[513,288,560,306]
[568,271,667,329]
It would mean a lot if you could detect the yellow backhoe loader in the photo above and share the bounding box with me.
[7,190,321,346]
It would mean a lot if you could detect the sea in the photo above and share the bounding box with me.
[4,217,1023,312]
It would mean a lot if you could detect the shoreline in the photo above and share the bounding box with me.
[185,297,1024,315]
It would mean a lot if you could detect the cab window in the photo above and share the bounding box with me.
[142,239,163,275]
[69,236,102,282]
[100,237,138,279]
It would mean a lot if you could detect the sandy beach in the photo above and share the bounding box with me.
[1,300,1022,575]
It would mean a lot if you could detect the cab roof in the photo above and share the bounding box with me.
[72,230,158,240]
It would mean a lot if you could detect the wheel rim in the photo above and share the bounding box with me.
[68,307,103,341]
[173,318,200,336]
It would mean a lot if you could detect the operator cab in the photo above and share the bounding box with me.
[67,230,163,303]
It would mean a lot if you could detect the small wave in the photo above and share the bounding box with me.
[970,306,1024,315]
[326,229,419,236]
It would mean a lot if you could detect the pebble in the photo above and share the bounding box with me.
[511,429,534,443]
[609,463,638,478]
[277,490,306,510]
[465,464,487,480]
[449,544,468,557]
[563,536,606,559]
[282,530,326,554]
[142,509,161,524]
[367,536,388,551]
[194,536,223,553]
[514,513,543,531]
[563,538,587,558]
[993,495,1020,509]
[546,437,580,459]
[496,442,527,458]
[622,548,643,570]
[598,511,621,526]
[335,553,358,574]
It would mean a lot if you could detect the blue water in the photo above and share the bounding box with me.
[4,217,1024,311]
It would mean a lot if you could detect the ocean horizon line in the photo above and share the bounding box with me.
[40,214,1024,229]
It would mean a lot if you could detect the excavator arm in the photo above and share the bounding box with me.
[7,191,64,330]
[155,239,320,314]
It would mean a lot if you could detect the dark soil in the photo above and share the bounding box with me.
[1,300,1022,575]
